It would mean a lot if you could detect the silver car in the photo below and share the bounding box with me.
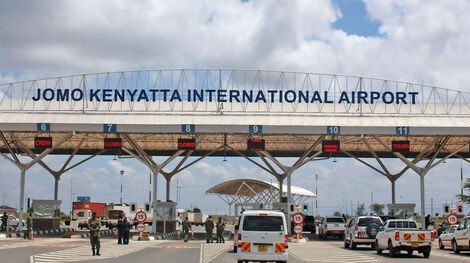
[439,225,457,249]
[344,216,382,249]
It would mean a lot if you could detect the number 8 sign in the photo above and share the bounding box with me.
[135,211,147,223]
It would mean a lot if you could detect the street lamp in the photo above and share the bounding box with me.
[120,170,125,204]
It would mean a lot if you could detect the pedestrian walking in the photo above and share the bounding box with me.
[182,217,192,242]
[216,217,225,243]
[205,215,214,243]
[88,212,101,256]
[1,212,7,232]
[121,217,131,244]
[117,214,123,244]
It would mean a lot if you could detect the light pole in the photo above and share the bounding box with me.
[120,170,125,204]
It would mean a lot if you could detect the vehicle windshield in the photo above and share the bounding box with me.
[358,218,382,226]
[326,217,345,223]
[242,216,284,232]
[388,221,417,228]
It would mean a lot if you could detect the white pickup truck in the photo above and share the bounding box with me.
[375,219,434,258]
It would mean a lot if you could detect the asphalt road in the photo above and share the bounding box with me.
[1,236,470,263]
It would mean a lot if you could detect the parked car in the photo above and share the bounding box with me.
[344,216,383,249]
[439,225,457,249]
[319,216,346,240]
[452,216,470,253]
[237,210,288,263]
[303,216,316,234]
[375,219,434,258]
[0,214,25,230]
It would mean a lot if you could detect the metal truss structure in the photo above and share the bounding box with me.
[1,69,470,115]
[1,69,470,233]
[206,179,315,216]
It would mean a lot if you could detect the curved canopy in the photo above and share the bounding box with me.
[206,179,316,198]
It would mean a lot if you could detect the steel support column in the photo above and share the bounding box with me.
[286,170,292,233]
[54,176,60,201]
[18,167,26,232]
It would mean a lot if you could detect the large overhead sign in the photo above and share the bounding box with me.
[31,88,419,105]
[34,137,53,150]
[322,140,340,153]
[392,140,410,154]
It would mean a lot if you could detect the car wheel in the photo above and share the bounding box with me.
[438,239,444,250]
[376,241,382,255]
[371,243,376,249]
[344,238,350,248]
[388,241,396,257]
[422,248,431,258]
[407,249,413,255]
[452,239,460,254]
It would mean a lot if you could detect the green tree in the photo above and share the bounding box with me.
[192,207,202,213]
[457,178,470,204]
[356,203,365,216]
[370,203,385,215]
[333,211,342,217]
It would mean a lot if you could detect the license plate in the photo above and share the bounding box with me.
[258,245,268,252]
[411,242,419,248]
[334,224,339,227]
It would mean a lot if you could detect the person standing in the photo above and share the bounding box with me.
[425,214,431,229]
[117,214,123,244]
[216,217,225,243]
[24,213,33,240]
[88,213,101,256]
[1,212,7,232]
[205,215,214,243]
[182,217,192,242]
[121,217,131,245]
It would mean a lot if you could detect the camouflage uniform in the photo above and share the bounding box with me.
[1,213,7,232]
[205,217,214,243]
[88,217,101,256]
[182,218,192,242]
[216,218,225,243]
[25,216,33,240]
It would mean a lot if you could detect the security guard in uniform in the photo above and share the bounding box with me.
[205,215,214,243]
[88,212,101,256]
[216,217,225,243]
[182,217,192,242]
[1,212,8,232]
[24,213,33,240]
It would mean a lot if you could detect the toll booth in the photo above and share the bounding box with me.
[154,201,177,233]
[387,203,415,219]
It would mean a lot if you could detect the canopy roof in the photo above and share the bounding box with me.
[206,179,316,197]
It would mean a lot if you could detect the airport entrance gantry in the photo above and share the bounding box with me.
[1,69,470,232]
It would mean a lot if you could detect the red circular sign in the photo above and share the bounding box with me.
[447,213,459,225]
[135,211,147,223]
[292,213,305,224]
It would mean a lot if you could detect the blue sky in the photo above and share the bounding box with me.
[333,0,381,37]
[1,0,470,217]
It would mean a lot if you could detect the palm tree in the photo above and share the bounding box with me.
[457,178,470,204]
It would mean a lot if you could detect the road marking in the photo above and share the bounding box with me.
[200,242,232,263]
[431,250,470,261]
[289,242,379,263]
[0,239,83,250]
[30,240,169,263]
